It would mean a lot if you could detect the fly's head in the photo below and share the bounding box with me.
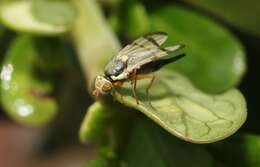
[92,75,113,97]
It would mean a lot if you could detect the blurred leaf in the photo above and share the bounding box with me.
[150,5,246,93]
[122,117,214,167]
[208,134,260,167]
[108,13,121,34]
[84,158,106,167]
[80,102,116,143]
[32,0,76,26]
[0,1,69,35]
[80,102,116,157]
[183,0,260,37]
[80,101,134,158]
[109,0,149,38]
[85,157,120,167]
[0,35,58,126]
[122,1,150,38]
[114,70,247,143]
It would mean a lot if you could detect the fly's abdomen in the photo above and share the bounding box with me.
[137,54,186,74]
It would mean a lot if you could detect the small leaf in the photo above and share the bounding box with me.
[84,158,107,167]
[32,0,76,26]
[79,102,116,143]
[80,101,133,157]
[0,35,58,126]
[183,0,260,37]
[0,1,69,35]
[84,157,121,167]
[114,70,247,143]
[150,5,246,93]
[123,117,214,167]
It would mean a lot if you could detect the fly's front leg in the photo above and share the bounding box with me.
[112,81,124,101]
[131,69,139,104]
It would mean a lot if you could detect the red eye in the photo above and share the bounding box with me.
[102,82,112,92]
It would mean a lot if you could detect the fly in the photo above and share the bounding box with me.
[92,32,186,104]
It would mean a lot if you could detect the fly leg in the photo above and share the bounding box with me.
[113,81,124,101]
[131,69,139,104]
[146,74,155,108]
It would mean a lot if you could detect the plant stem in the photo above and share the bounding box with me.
[71,0,121,93]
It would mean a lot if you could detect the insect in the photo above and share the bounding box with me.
[92,32,186,104]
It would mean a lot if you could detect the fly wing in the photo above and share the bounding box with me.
[105,32,184,80]
[125,43,184,73]
[118,32,184,73]
[117,32,168,58]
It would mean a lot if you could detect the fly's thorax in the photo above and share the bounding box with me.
[105,58,127,78]
[92,75,113,96]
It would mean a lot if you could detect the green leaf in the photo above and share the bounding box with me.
[150,5,246,93]
[80,101,134,158]
[0,35,58,126]
[123,117,214,167]
[32,0,76,26]
[84,158,107,167]
[123,1,150,38]
[208,134,260,167]
[79,102,116,143]
[80,102,116,157]
[0,1,69,35]
[114,70,247,143]
[84,157,120,167]
[183,0,260,37]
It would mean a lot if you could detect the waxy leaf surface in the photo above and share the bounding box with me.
[115,70,247,143]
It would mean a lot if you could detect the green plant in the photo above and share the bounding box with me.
[0,0,257,166]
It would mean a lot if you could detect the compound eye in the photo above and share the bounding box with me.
[102,82,112,92]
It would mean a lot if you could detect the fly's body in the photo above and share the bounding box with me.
[93,32,186,103]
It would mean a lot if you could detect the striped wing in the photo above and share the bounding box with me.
[118,32,183,73]
[118,32,168,59]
